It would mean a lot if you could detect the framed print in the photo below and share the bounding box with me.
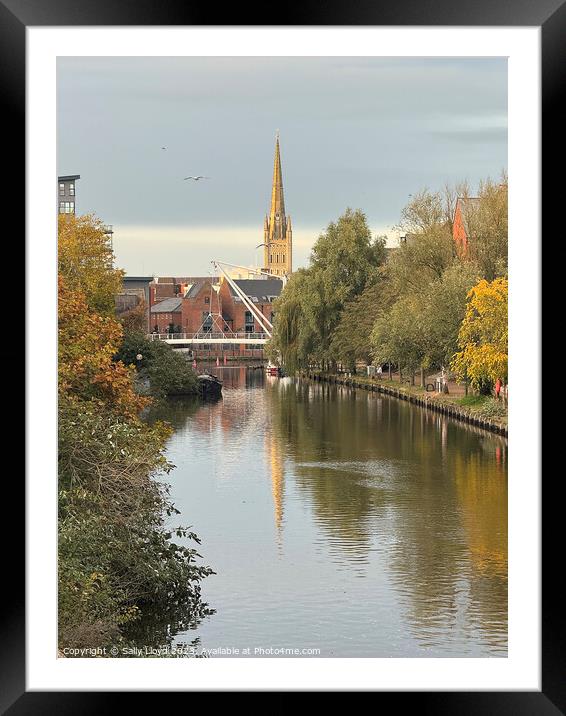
[8,0,561,708]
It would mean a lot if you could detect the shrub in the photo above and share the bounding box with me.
[115,331,198,397]
[477,397,507,420]
[58,401,213,651]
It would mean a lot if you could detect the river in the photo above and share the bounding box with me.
[153,365,507,658]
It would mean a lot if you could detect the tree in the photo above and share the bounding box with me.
[119,299,147,334]
[311,208,386,303]
[268,268,315,371]
[270,209,386,372]
[460,174,508,280]
[115,331,198,397]
[329,279,386,370]
[451,277,508,394]
[386,226,455,296]
[397,188,446,234]
[58,213,124,316]
[58,222,209,651]
[58,276,147,419]
[419,263,480,369]
[371,295,427,382]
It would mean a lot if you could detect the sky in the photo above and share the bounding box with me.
[57,56,507,276]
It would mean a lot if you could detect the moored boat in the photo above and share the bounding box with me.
[197,373,223,399]
[266,364,285,377]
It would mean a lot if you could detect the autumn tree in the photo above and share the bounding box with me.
[58,213,124,316]
[451,277,508,394]
[119,299,148,334]
[58,276,147,419]
[58,222,210,651]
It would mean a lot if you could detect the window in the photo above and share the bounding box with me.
[245,311,254,333]
[282,254,285,263]
[204,296,210,304]
[69,183,75,196]
[59,183,65,196]
[70,202,75,213]
[59,202,65,213]
[202,312,212,332]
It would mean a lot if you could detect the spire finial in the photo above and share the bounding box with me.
[276,129,280,141]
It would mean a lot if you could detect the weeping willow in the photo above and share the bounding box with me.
[271,299,304,375]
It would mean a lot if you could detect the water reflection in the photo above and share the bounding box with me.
[154,367,507,657]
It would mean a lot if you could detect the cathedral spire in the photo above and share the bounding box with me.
[269,131,285,232]
[264,132,292,277]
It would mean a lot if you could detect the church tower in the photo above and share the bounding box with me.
[263,132,292,277]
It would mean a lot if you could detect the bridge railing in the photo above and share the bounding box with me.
[148,331,269,341]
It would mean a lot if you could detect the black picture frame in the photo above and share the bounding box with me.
[9,0,559,708]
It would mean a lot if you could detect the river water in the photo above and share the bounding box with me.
[155,366,507,658]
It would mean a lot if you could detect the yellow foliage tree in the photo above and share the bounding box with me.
[451,277,508,394]
[58,213,124,316]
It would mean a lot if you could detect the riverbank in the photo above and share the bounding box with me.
[301,371,508,437]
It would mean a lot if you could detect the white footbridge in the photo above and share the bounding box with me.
[147,260,285,347]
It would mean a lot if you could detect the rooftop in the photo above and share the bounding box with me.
[231,278,283,302]
[123,276,155,283]
[150,297,183,314]
[58,175,81,182]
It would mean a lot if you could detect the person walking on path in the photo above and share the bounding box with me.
[495,378,502,400]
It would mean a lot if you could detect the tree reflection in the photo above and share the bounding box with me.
[266,378,507,652]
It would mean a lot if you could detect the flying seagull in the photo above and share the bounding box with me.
[183,175,210,181]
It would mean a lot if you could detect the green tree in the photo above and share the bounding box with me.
[329,279,386,370]
[311,208,386,302]
[270,209,386,372]
[463,175,508,280]
[420,263,480,369]
[115,331,198,397]
[371,295,427,382]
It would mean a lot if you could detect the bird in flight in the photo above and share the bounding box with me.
[183,175,210,181]
[161,146,167,150]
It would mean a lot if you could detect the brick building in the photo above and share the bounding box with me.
[180,276,283,335]
[150,297,183,333]
[149,276,220,305]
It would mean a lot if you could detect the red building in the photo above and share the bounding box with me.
[150,297,183,333]
[180,276,282,335]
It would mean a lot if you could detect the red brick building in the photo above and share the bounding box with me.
[150,297,183,333]
[180,277,282,334]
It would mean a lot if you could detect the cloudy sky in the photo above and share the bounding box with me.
[57,57,507,276]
